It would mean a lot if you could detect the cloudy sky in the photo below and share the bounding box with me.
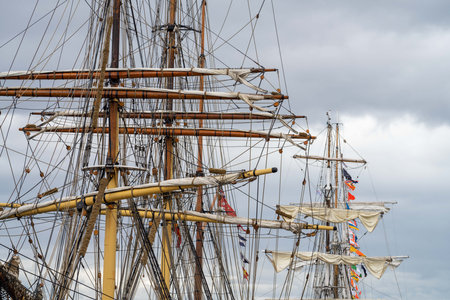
[270,1,450,299]
[1,1,449,299]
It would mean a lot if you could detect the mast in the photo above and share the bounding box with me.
[333,123,339,298]
[102,0,121,299]
[161,0,178,291]
[323,117,333,297]
[194,1,207,299]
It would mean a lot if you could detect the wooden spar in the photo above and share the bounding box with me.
[109,210,336,232]
[195,1,207,298]
[20,126,314,139]
[0,203,336,232]
[0,87,287,100]
[293,154,366,164]
[0,168,277,219]
[102,0,120,298]
[31,111,306,120]
[0,68,277,80]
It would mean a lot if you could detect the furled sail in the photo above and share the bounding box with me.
[278,204,389,232]
[266,251,407,279]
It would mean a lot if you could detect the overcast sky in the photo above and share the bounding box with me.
[0,1,448,299]
[272,1,450,299]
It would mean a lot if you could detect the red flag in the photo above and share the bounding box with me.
[348,192,355,200]
[219,197,236,216]
[173,224,182,248]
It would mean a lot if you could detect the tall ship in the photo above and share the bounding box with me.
[0,1,406,299]
[265,115,408,299]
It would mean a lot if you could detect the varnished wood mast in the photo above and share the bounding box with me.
[195,1,207,299]
[0,68,276,80]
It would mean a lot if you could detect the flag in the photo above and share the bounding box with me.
[243,267,249,280]
[348,219,359,231]
[351,265,363,277]
[237,224,246,232]
[361,264,368,277]
[350,246,365,257]
[218,192,237,217]
[240,252,249,264]
[348,192,355,201]
[345,180,356,191]
[350,269,361,282]
[173,223,182,248]
[348,229,359,248]
[343,168,358,183]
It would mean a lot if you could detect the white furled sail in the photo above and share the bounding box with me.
[266,251,407,279]
[278,205,384,232]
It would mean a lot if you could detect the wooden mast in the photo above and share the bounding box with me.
[102,0,121,299]
[161,0,178,291]
[194,1,206,299]
[333,123,340,298]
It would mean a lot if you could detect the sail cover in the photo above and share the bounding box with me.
[266,251,406,279]
[278,205,384,232]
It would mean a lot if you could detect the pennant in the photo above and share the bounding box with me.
[173,223,182,248]
[240,252,249,264]
[218,195,237,217]
[343,168,358,183]
[348,229,359,248]
[350,269,361,282]
[238,234,247,242]
[350,246,366,257]
[348,219,359,231]
[351,265,362,277]
[361,264,368,277]
[242,267,249,280]
[218,189,251,281]
[345,180,356,191]
[237,224,246,232]
[348,192,355,201]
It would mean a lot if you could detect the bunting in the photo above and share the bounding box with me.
[350,268,361,282]
[345,169,363,299]
[350,276,362,299]
[218,188,250,280]
[239,234,250,264]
